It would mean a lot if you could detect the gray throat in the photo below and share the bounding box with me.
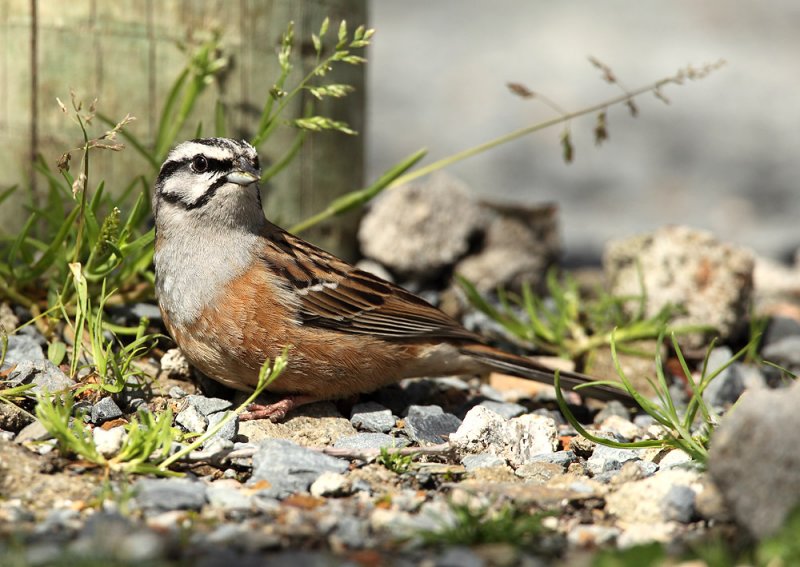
[154,218,264,327]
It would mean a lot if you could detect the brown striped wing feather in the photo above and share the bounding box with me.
[259,223,480,343]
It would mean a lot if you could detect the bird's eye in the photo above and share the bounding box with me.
[191,155,208,173]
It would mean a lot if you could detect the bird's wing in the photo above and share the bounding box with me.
[259,224,481,342]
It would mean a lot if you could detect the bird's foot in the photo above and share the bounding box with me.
[239,395,316,422]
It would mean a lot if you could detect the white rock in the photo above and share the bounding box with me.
[449,406,507,453]
[505,413,558,466]
[450,406,557,467]
[658,449,693,469]
[93,426,126,458]
[160,349,191,378]
[309,471,350,497]
[175,404,207,433]
[605,468,701,524]
[598,415,642,441]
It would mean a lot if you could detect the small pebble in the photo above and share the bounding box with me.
[185,395,233,416]
[526,450,577,470]
[350,402,395,433]
[205,411,238,445]
[175,404,207,433]
[93,426,126,458]
[310,471,351,497]
[586,444,643,475]
[206,484,252,513]
[702,347,745,407]
[404,406,462,445]
[333,433,409,451]
[134,478,207,511]
[91,397,124,424]
[1,334,45,370]
[161,349,191,378]
[462,453,506,471]
[168,386,189,399]
[15,420,52,444]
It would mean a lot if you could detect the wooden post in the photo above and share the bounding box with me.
[0,0,366,258]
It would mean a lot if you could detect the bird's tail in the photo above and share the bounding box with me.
[461,343,636,406]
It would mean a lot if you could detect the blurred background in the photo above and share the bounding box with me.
[2,1,797,262]
[367,1,799,263]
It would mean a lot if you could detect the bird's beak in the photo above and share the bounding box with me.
[227,156,261,186]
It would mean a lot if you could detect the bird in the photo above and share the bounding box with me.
[152,137,632,421]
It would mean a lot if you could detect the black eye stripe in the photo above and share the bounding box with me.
[203,157,233,173]
[160,175,231,210]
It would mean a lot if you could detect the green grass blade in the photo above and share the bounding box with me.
[27,206,81,280]
[289,148,427,233]
[214,100,227,137]
[154,67,190,159]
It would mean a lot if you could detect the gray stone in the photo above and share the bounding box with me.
[175,404,207,433]
[709,379,800,538]
[587,444,643,475]
[406,404,445,417]
[762,335,800,369]
[168,386,189,399]
[248,439,349,498]
[436,546,487,567]
[206,484,252,513]
[702,347,745,407]
[205,411,238,445]
[91,397,123,424]
[358,173,484,277]
[134,478,207,511]
[462,453,506,471]
[6,360,74,394]
[15,420,51,443]
[350,402,395,433]
[404,407,462,445]
[763,316,800,347]
[478,399,527,419]
[604,226,754,348]
[527,450,576,470]
[1,334,45,370]
[663,485,696,523]
[185,395,233,416]
[333,432,409,451]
